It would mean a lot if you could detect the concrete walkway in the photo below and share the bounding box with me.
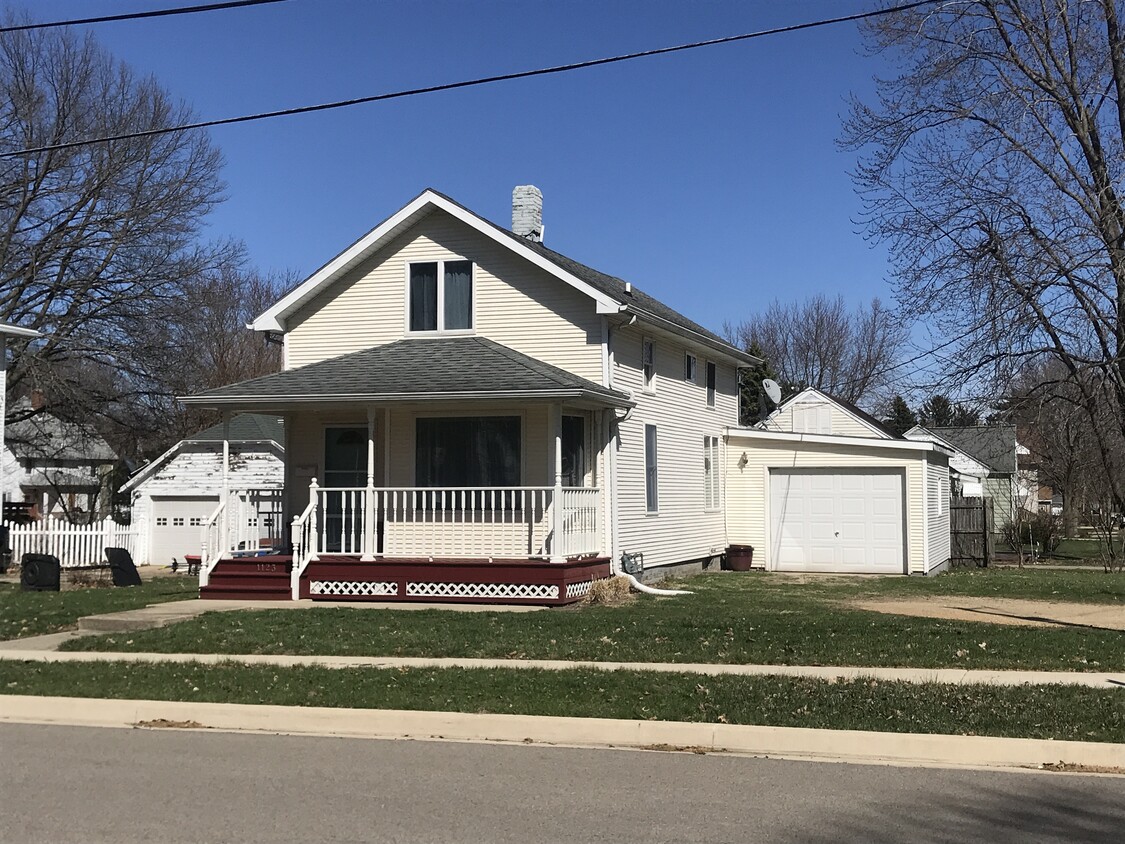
[1,649,1121,688]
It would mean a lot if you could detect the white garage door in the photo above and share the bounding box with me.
[770,469,905,573]
[149,496,218,566]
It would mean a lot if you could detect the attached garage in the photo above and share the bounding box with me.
[725,389,952,576]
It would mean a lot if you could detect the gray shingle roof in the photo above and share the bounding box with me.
[427,189,742,353]
[5,399,117,463]
[927,425,1017,473]
[188,414,284,443]
[185,337,632,406]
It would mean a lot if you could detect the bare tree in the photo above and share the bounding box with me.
[0,15,234,442]
[843,0,1125,520]
[725,295,906,406]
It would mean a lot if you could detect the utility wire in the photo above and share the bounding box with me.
[0,0,291,33]
[0,0,941,158]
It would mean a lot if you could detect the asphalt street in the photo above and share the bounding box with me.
[2,724,1121,843]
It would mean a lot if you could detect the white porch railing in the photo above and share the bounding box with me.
[4,518,139,568]
[286,480,603,599]
[199,489,284,587]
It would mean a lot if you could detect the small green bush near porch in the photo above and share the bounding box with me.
[0,660,1122,743]
[0,577,197,641]
[62,570,1125,672]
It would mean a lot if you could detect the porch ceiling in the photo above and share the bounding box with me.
[181,336,633,410]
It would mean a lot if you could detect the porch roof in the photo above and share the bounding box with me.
[181,336,634,409]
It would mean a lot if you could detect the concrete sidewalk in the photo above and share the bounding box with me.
[1,649,1122,688]
[2,694,1122,774]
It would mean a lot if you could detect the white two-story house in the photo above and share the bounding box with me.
[185,187,755,603]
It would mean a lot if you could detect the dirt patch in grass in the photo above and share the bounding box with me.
[851,597,1125,631]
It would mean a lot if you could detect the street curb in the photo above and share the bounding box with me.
[0,650,1122,688]
[1,694,1122,772]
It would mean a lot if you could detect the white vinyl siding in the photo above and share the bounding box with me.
[926,457,951,572]
[284,210,604,382]
[613,324,738,569]
[767,397,884,438]
[726,435,938,575]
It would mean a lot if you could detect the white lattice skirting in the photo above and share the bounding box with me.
[405,581,560,601]
[311,580,398,597]
[564,579,596,600]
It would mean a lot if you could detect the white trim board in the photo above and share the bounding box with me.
[727,427,955,456]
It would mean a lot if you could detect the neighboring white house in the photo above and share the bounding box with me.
[725,388,952,575]
[1,396,118,522]
[123,414,283,565]
[903,425,991,497]
[176,188,952,603]
[910,424,1034,531]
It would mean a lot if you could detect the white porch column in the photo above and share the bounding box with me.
[361,406,376,561]
[220,410,231,554]
[550,402,565,563]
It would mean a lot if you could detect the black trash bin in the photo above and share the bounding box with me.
[726,544,754,572]
[0,525,10,574]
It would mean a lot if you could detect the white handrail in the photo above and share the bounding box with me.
[198,500,226,588]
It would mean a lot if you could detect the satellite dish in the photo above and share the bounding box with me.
[763,379,782,405]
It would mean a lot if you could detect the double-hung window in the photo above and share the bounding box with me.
[409,260,473,332]
[703,436,720,511]
[705,361,717,407]
[642,338,655,392]
[644,424,658,513]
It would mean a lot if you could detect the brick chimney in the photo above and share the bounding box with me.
[512,185,543,243]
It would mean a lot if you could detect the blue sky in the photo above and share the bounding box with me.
[32,0,896,336]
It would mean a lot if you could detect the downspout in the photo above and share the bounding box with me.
[604,318,690,597]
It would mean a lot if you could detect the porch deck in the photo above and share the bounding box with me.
[201,554,611,606]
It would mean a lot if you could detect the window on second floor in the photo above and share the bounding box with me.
[642,337,655,392]
[409,260,473,332]
[684,353,697,383]
[706,361,717,407]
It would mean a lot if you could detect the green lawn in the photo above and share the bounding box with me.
[0,576,198,640]
[0,660,1121,743]
[61,570,1125,671]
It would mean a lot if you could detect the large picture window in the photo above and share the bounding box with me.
[415,416,520,487]
[409,260,473,332]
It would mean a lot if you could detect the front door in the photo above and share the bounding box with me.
[324,427,366,552]
[561,415,585,487]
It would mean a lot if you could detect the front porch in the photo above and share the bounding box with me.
[202,553,611,605]
[198,480,609,604]
[182,335,632,604]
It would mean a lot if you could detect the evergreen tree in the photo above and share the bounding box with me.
[737,341,782,426]
[883,395,917,436]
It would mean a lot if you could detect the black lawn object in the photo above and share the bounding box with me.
[21,554,61,591]
[103,547,143,587]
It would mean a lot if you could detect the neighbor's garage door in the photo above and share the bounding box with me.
[150,496,217,565]
[769,469,904,573]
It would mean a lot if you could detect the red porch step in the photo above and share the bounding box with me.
[200,557,293,601]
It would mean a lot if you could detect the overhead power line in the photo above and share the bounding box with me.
[0,0,940,159]
[0,0,291,34]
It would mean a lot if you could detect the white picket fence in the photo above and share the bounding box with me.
[3,518,140,568]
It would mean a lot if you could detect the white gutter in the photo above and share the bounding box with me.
[726,426,957,457]
[180,388,636,408]
[615,304,759,367]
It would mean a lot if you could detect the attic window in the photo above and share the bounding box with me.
[409,260,473,332]
[793,404,832,435]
